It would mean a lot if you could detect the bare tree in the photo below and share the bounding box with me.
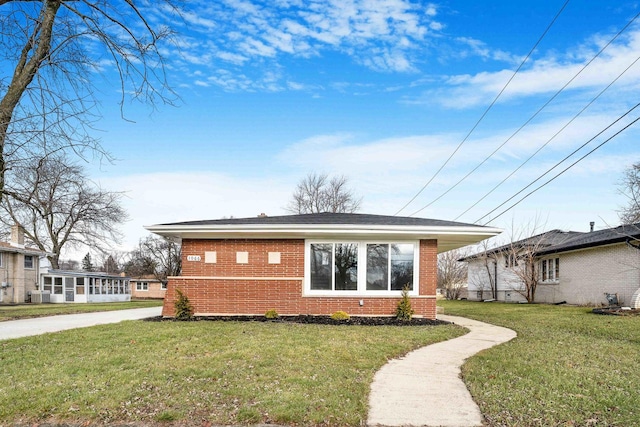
[437,248,468,300]
[0,0,178,203]
[286,173,362,214]
[618,162,640,224]
[0,154,127,268]
[502,220,564,303]
[124,235,181,285]
[467,239,500,300]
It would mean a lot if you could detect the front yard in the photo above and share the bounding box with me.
[2,301,638,426]
[0,319,464,426]
[441,300,640,426]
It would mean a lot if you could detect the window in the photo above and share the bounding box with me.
[76,278,85,295]
[504,253,518,268]
[540,257,560,282]
[307,241,417,294]
[24,255,34,269]
[0,253,3,268]
[54,277,63,295]
[136,281,149,291]
[161,282,167,290]
[43,276,52,292]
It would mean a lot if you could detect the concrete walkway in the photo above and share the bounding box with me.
[0,306,162,341]
[367,314,517,427]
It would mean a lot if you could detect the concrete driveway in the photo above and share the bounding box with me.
[0,306,162,341]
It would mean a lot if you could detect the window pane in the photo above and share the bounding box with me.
[334,243,357,290]
[366,244,388,290]
[54,277,63,295]
[391,244,414,290]
[555,258,560,280]
[76,278,85,295]
[541,260,547,281]
[310,244,332,290]
[24,255,33,269]
[43,276,52,292]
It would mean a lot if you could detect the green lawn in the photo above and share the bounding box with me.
[440,300,640,427]
[0,300,163,321]
[0,320,465,426]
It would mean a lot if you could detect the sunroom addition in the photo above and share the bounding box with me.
[40,270,131,303]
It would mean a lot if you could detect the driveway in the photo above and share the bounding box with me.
[0,306,162,341]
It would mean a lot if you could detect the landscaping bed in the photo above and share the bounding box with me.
[592,306,640,315]
[145,314,448,326]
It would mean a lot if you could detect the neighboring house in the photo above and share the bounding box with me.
[39,267,131,303]
[130,275,166,299]
[464,222,640,307]
[0,225,48,303]
[145,213,501,319]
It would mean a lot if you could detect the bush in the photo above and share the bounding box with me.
[265,309,279,319]
[174,289,194,320]
[395,285,414,321]
[330,310,350,321]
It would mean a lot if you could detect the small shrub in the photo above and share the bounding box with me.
[395,285,414,321]
[331,310,350,321]
[265,309,279,319]
[174,289,194,320]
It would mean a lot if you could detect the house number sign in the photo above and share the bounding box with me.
[186,255,201,262]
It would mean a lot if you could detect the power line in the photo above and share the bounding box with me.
[454,52,640,221]
[409,8,640,217]
[476,103,640,225]
[393,0,571,216]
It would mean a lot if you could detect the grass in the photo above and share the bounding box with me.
[440,300,640,427]
[0,319,465,426]
[0,300,163,321]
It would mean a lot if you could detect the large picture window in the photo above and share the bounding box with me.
[307,241,417,294]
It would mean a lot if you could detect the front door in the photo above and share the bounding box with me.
[64,277,74,302]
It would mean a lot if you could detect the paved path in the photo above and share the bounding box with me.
[367,314,517,427]
[0,307,162,341]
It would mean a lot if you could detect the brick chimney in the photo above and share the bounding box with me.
[10,224,25,245]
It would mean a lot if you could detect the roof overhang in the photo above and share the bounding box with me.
[145,223,502,253]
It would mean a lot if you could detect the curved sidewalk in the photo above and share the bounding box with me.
[367,314,517,427]
[0,307,162,341]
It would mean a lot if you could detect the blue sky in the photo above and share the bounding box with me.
[84,0,640,254]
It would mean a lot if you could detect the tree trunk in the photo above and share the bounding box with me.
[0,0,62,202]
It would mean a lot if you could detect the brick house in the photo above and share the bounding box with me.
[0,225,48,303]
[145,213,501,319]
[465,222,640,307]
[130,275,166,299]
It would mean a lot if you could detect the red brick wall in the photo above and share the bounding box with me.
[163,238,437,319]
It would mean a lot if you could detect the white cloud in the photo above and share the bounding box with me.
[431,27,640,109]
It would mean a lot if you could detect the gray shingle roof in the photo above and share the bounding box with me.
[536,222,640,255]
[463,222,640,260]
[158,212,487,228]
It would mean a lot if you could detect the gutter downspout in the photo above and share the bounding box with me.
[493,260,498,300]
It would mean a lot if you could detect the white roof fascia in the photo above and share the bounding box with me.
[145,223,502,242]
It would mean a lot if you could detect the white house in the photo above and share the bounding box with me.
[464,223,640,307]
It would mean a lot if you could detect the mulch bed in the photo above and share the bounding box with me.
[592,307,640,316]
[144,315,449,326]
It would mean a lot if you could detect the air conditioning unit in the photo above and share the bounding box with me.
[31,290,42,304]
[41,291,51,303]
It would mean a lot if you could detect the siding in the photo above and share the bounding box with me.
[536,243,640,306]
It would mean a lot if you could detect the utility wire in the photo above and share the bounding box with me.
[409,9,640,217]
[393,0,571,216]
[455,52,640,221]
[476,103,640,224]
